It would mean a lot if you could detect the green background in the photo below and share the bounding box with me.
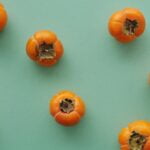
[0,0,150,149]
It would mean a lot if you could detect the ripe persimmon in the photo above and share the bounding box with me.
[108,8,146,43]
[119,120,150,150]
[26,30,64,67]
[0,3,8,31]
[50,91,85,126]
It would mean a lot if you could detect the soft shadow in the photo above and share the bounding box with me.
[31,54,71,79]
[107,33,148,61]
[0,23,17,56]
[49,110,103,143]
[0,27,10,54]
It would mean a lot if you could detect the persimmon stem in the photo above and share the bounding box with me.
[129,131,147,150]
[124,19,138,35]
[60,99,75,113]
[39,43,56,59]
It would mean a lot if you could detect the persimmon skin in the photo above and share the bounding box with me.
[0,3,8,31]
[144,138,150,150]
[119,120,150,150]
[50,91,85,126]
[26,30,64,67]
[108,8,146,43]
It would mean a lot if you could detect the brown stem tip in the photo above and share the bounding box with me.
[39,43,56,59]
[60,99,75,113]
[129,131,147,150]
[124,19,138,35]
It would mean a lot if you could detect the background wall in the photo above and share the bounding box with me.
[0,0,149,149]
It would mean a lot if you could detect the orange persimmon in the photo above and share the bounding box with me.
[108,8,146,43]
[0,3,8,31]
[26,30,64,67]
[50,91,85,126]
[119,120,150,150]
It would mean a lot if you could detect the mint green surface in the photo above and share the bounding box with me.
[0,0,150,149]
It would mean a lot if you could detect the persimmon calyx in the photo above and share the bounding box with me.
[129,131,147,150]
[60,99,75,113]
[39,42,56,59]
[123,19,138,35]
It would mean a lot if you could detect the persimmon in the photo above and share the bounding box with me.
[50,91,85,126]
[0,3,8,31]
[108,8,146,43]
[26,30,64,67]
[119,120,150,150]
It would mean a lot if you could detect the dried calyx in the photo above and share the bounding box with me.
[39,42,56,59]
[124,19,138,35]
[60,99,75,113]
[129,131,147,150]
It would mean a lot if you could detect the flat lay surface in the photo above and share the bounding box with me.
[0,0,149,149]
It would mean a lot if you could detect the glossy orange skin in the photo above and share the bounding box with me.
[26,30,64,67]
[119,120,150,150]
[0,3,8,31]
[50,91,85,126]
[108,8,145,43]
